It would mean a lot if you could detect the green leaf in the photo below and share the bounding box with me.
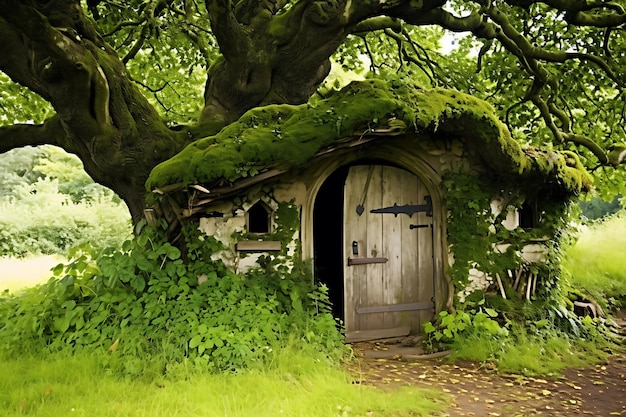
[189,335,203,349]
[165,246,181,260]
[130,276,146,292]
[423,322,436,334]
[52,263,65,276]
[54,316,70,333]
[60,275,75,288]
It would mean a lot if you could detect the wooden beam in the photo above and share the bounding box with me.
[356,302,435,314]
[236,240,281,251]
[347,257,388,265]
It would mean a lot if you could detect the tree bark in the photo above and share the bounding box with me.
[2,0,622,226]
[0,0,190,221]
[0,0,438,223]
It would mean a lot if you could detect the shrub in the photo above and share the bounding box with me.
[0,181,130,257]
[0,223,346,374]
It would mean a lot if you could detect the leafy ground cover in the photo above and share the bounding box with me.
[1,207,624,417]
[349,339,626,417]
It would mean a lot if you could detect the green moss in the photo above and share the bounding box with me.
[148,80,502,189]
[146,78,592,200]
[522,149,593,195]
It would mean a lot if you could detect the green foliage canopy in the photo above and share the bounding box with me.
[1,1,626,219]
[0,0,626,219]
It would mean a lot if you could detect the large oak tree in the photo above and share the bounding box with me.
[1,0,625,222]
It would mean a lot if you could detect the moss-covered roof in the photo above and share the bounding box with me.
[146,78,592,196]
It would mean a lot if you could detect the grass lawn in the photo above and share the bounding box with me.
[564,213,626,309]
[0,352,449,417]
[0,255,60,293]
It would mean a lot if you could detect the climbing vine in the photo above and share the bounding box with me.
[442,170,574,311]
[424,169,610,358]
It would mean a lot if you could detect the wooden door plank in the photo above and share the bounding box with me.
[380,166,404,329]
[399,169,421,332]
[344,166,368,333]
[416,176,435,329]
[364,165,385,331]
[343,166,368,331]
[356,301,435,314]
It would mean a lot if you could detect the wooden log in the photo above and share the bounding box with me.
[495,273,507,299]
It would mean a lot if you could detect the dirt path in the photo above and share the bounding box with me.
[348,350,626,416]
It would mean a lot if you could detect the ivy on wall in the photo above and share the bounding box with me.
[231,200,303,272]
[442,170,574,311]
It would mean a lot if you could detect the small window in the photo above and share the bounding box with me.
[519,201,536,229]
[247,201,272,233]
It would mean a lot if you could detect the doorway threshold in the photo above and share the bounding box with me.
[345,326,411,343]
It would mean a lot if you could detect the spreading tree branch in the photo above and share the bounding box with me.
[0,117,67,154]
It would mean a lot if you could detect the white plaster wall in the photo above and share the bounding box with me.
[198,184,304,275]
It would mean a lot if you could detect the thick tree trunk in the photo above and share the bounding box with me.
[0,1,444,225]
[0,0,191,222]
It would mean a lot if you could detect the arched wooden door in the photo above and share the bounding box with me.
[343,165,435,342]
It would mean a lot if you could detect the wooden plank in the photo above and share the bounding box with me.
[345,326,411,343]
[382,165,404,329]
[344,166,369,334]
[347,257,388,266]
[364,165,385,331]
[401,171,420,332]
[356,301,435,314]
[236,240,281,251]
[416,176,435,330]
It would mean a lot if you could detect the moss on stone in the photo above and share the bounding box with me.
[146,78,592,196]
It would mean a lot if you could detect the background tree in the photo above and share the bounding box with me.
[1,0,625,223]
[0,146,130,257]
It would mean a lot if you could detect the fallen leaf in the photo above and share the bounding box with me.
[108,338,120,353]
